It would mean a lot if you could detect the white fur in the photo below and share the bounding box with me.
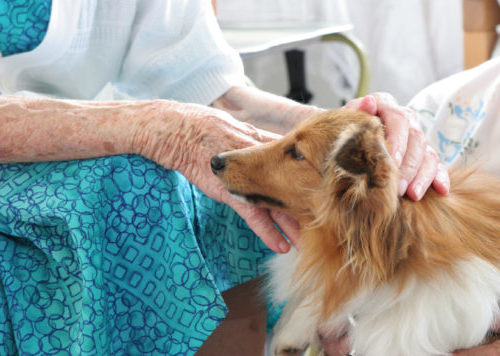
[269,255,500,355]
[270,293,322,355]
[266,248,299,305]
[267,249,322,355]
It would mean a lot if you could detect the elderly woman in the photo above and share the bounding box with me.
[0,0,447,355]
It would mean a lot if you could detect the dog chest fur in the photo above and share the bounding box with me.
[269,252,500,356]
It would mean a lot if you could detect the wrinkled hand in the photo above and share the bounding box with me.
[345,93,450,200]
[133,101,300,253]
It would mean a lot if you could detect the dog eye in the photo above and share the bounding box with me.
[285,145,305,160]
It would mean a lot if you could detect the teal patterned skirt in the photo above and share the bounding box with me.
[0,155,273,355]
[0,0,51,57]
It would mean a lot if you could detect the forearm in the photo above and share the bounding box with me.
[212,86,324,134]
[0,96,140,163]
[0,95,193,168]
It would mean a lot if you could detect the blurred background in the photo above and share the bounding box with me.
[215,0,500,108]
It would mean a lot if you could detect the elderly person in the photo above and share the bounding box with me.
[0,0,447,355]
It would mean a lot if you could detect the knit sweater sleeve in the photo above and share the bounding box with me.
[117,0,245,105]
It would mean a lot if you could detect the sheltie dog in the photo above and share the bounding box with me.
[211,109,500,356]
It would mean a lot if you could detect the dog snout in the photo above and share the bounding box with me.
[210,154,226,174]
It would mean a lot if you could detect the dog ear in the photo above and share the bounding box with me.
[317,121,398,212]
[332,122,392,189]
[315,121,402,284]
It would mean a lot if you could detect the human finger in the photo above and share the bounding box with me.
[231,200,291,253]
[370,94,450,197]
[378,105,411,167]
[270,210,301,247]
[397,128,427,196]
[371,92,398,106]
[344,95,378,116]
[346,93,409,164]
[432,163,450,196]
[368,93,415,166]
[257,127,282,143]
[211,110,280,145]
[406,146,440,201]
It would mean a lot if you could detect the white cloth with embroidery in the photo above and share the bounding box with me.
[409,58,500,176]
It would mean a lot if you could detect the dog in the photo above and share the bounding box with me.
[210,109,500,356]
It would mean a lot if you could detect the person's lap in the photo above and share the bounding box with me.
[0,154,273,355]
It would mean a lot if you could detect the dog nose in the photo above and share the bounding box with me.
[210,155,226,174]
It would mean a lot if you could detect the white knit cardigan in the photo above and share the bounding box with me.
[0,0,245,104]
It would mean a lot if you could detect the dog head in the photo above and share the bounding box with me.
[211,109,398,226]
[213,109,405,306]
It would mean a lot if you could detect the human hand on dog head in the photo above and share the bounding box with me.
[344,93,450,201]
[132,102,299,253]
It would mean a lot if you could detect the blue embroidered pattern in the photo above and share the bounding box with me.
[0,155,273,355]
[0,0,51,56]
[437,100,485,163]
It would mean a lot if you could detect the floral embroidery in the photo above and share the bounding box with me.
[436,99,484,163]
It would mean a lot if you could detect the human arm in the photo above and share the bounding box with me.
[212,85,324,134]
[0,95,296,253]
[0,96,151,162]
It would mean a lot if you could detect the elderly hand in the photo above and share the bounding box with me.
[132,101,300,253]
[345,93,450,201]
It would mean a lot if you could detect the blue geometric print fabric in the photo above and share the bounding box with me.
[0,154,273,355]
[0,0,51,56]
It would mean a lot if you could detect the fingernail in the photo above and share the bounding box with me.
[436,166,448,184]
[394,151,403,167]
[398,179,408,196]
[365,94,376,104]
[435,165,450,194]
[279,241,290,253]
[413,183,423,200]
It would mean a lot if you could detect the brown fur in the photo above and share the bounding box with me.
[213,109,500,321]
